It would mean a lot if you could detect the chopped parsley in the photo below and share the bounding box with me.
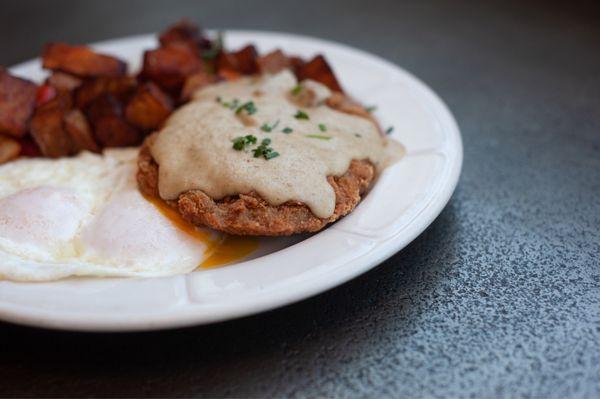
[305,134,332,141]
[220,98,240,110]
[253,138,279,160]
[385,126,394,135]
[260,120,280,133]
[355,133,362,138]
[318,123,327,132]
[291,84,303,95]
[294,110,309,120]
[231,135,257,150]
[264,151,280,160]
[366,105,377,113]
[282,127,293,134]
[236,101,257,115]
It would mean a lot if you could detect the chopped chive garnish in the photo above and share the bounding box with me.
[318,123,327,132]
[355,133,362,138]
[291,84,303,95]
[305,134,332,141]
[232,138,244,150]
[231,134,257,150]
[236,101,257,115]
[385,126,394,135]
[252,138,279,160]
[366,105,377,113]
[260,120,280,132]
[282,127,293,134]
[222,98,240,110]
[234,135,279,159]
[294,110,309,120]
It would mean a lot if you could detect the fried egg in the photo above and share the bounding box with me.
[0,149,225,282]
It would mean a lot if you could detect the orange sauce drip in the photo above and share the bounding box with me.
[200,235,259,268]
[144,195,259,269]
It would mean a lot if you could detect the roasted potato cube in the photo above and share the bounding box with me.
[93,117,141,148]
[46,71,82,91]
[181,72,217,101]
[217,45,258,75]
[233,45,259,74]
[218,69,242,81]
[140,43,204,92]
[75,76,137,110]
[289,56,306,76]
[125,82,173,131]
[0,135,21,164]
[87,94,141,147]
[29,91,74,158]
[297,55,343,92]
[63,109,99,153]
[42,42,127,78]
[257,50,291,74]
[18,136,42,157]
[159,19,211,51]
[0,68,38,138]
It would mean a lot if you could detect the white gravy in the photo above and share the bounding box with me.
[150,70,403,219]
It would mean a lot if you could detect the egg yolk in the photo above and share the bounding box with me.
[144,195,259,269]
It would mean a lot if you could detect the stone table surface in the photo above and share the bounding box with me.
[0,0,599,397]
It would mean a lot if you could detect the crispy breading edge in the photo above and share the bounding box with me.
[137,132,375,236]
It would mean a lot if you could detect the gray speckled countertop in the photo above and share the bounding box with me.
[0,0,599,397]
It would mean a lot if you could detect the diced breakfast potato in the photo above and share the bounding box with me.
[289,56,306,77]
[125,82,173,131]
[63,109,99,153]
[218,69,242,81]
[42,43,127,78]
[0,68,38,138]
[140,43,204,92]
[217,45,258,75]
[0,20,351,165]
[233,45,259,74]
[46,71,82,91]
[75,76,137,110]
[18,136,42,157]
[257,50,291,74]
[86,94,141,147]
[0,135,21,164]
[297,55,343,92]
[181,71,217,101]
[29,91,74,158]
[159,19,211,51]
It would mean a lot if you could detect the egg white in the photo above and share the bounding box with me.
[0,149,208,282]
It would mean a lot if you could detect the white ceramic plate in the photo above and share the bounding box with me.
[0,30,462,331]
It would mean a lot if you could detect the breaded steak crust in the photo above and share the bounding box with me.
[137,133,375,236]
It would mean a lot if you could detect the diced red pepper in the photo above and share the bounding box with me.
[35,84,57,107]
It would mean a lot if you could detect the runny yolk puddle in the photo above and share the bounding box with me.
[144,195,259,269]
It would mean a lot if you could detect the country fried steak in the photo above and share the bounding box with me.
[137,133,375,236]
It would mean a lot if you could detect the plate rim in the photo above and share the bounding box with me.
[1,30,462,332]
